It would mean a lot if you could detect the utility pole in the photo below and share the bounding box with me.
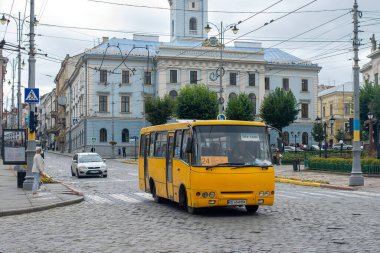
[111,81,115,159]
[11,59,15,128]
[349,0,364,186]
[17,12,22,129]
[23,0,37,190]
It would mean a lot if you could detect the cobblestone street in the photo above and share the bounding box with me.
[1,153,379,253]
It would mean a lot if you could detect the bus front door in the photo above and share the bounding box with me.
[144,134,150,192]
[166,134,175,200]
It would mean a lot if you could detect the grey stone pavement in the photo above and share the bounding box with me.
[0,162,84,217]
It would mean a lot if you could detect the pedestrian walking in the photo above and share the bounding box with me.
[32,147,46,197]
[278,151,283,165]
[122,147,126,157]
[118,148,121,156]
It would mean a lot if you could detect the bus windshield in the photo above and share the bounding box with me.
[193,125,272,167]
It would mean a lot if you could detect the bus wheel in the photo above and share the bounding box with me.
[180,187,197,214]
[150,181,162,203]
[246,205,259,213]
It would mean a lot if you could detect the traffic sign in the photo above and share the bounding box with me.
[24,88,40,103]
[217,114,226,120]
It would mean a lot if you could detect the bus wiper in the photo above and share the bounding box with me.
[230,163,271,169]
[205,163,245,170]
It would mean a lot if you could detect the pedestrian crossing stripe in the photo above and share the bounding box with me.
[25,88,39,102]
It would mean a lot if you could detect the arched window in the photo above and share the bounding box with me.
[302,132,309,145]
[189,18,197,32]
[169,90,178,100]
[283,131,289,146]
[229,92,237,100]
[249,93,257,115]
[171,20,174,37]
[122,129,130,143]
[100,128,107,142]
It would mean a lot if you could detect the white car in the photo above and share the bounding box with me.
[332,143,353,150]
[71,153,107,178]
[284,146,304,152]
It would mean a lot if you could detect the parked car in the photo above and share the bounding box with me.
[332,143,353,150]
[71,153,107,178]
[309,144,324,151]
[284,146,304,152]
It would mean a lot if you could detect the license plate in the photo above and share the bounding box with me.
[88,170,99,174]
[227,200,246,206]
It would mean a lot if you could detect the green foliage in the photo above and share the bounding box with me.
[334,128,345,142]
[260,87,299,133]
[175,84,218,120]
[311,123,324,144]
[360,80,380,122]
[225,93,254,121]
[145,95,174,125]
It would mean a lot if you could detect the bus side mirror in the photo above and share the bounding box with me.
[185,137,193,153]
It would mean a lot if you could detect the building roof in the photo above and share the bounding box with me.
[318,82,353,97]
[86,36,319,68]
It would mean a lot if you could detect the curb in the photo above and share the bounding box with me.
[320,184,356,191]
[122,160,138,165]
[59,182,84,196]
[0,196,84,217]
[275,178,321,187]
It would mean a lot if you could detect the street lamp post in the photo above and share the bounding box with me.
[291,131,300,153]
[1,12,27,129]
[204,22,239,113]
[368,111,374,154]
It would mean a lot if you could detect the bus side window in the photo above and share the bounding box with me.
[174,130,183,159]
[149,132,155,157]
[181,130,190,163]
[139,135,145,157]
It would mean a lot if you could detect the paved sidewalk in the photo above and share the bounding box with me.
[0,164,84,217]
[275,164,380,191]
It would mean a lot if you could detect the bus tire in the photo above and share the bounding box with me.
[150,180,162,203]
[246,205,259,213]
[179,186,197,214]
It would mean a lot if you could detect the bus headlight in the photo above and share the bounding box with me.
[265,191,270,197]
[202,192,208,198]
[209,192,215,198]
[259,191,264,197]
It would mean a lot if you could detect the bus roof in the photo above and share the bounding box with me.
[140,120,266,134]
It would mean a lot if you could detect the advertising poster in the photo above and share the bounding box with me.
[2,129,27,165]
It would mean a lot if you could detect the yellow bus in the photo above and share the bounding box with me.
[138,120,275,214]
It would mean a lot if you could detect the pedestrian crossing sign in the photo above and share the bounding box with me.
[24,88,40,103]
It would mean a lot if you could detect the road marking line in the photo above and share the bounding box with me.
[86,195,113,204]
[351,191,380,197]
[128,173,138,176]
[328,191,372,199]
[110,194,141,203]
[297,191,339,198]
[134,192,153,200]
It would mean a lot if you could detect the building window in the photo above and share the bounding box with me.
[122,70,130,84]
[170,70,178,83]
[230,72,237,86]
[322,106,325,117]
[265,77,270,90]
[375,73,378,85]
[192,1,195,8]
[229,92,237,100]
[122,129,129,142]
[100,70,107,84]
[301,103,309,118]
[100,128,107,142]
[189,18,197,33]
[169,90,178,100]
[302,132,309,145]
[329,104,333,116]
[283,132,289,146]
[249,73,255,86]
[283,78,289,91]
[190,70,198,84]
[121,96,130,113]
[144,71,151,85]
[99,95,107,112]
[171,20,174,37]
[249,93,256,115]
[301,79,308,92]
[344,103,350,115]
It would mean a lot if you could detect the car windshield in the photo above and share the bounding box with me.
[79,155,103,163]
[192,125,272,167]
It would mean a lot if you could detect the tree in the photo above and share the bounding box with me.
[145,95,174,125]
[260,87,299,133]
[311,122,324,157]
[225,93,254,121]
[175,84,218,120]
[335,128,345,142]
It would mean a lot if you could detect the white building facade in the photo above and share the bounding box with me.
[52,0,321,156]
